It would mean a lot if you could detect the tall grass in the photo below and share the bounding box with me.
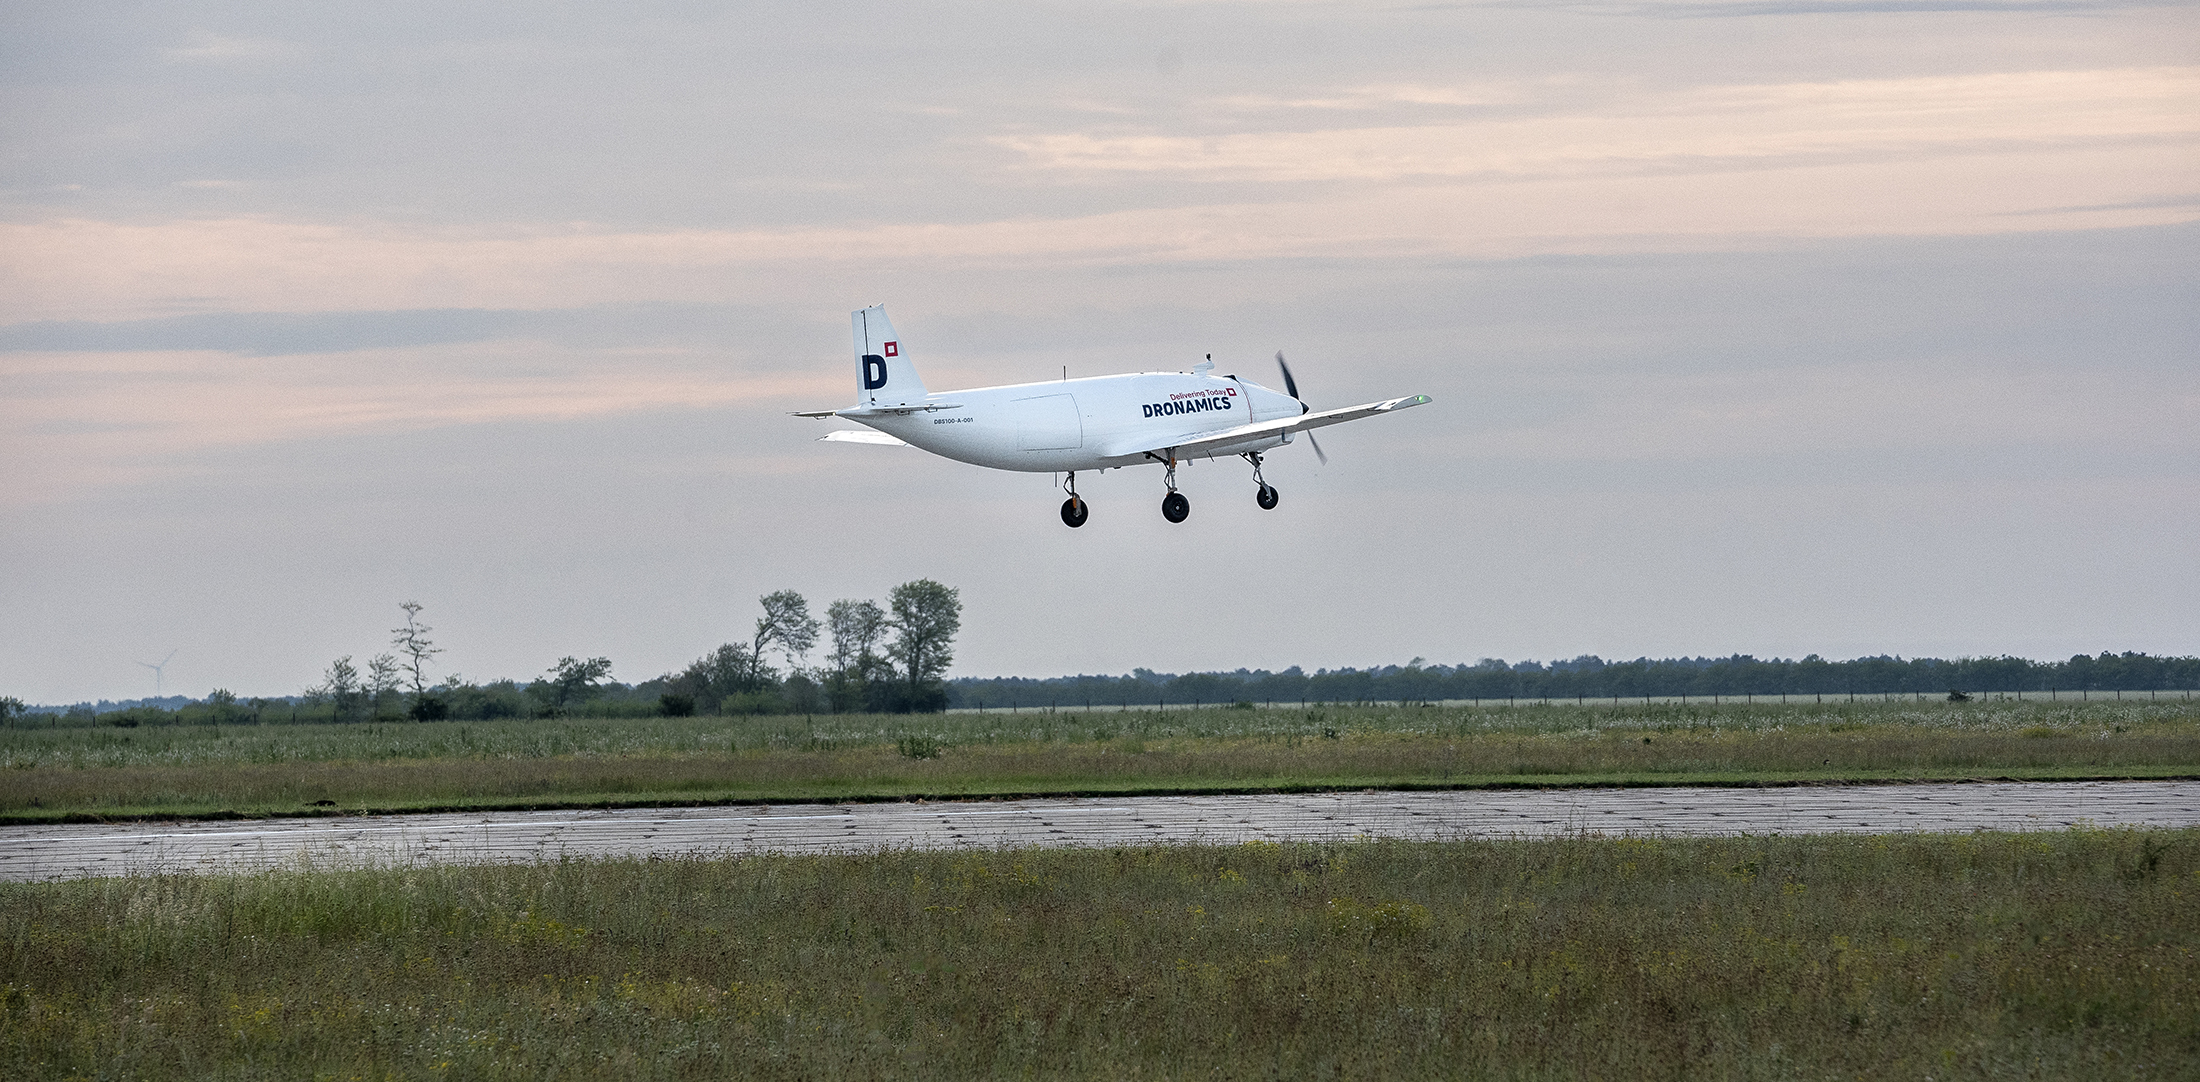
[4,701,2195,820]
[7,699,2190,770]
[3,829,2193,1079]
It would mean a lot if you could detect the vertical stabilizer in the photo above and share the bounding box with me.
[853,305,928,408]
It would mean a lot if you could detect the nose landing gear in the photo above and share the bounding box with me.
[1246,452,1280,510]
[1060,472,1088,528]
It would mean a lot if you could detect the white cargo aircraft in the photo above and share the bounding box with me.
[796,305,1431,527]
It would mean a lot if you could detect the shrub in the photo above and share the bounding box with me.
[897,734,945,760]
[722,690,785,716]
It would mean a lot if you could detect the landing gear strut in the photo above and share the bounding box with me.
[1060,472,1088,528]
[1246,452,1279,510]
[1159,457,1190,523]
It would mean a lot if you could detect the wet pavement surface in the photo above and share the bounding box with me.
[4,779,2195,882]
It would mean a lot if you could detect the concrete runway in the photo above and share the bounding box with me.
[3,780,2195,882]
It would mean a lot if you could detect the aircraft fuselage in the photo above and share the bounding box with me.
[801,304,1427,526]
[855,371,1306,474]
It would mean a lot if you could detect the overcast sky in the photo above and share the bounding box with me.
[3,0,2195,704]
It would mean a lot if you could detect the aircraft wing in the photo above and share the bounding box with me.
[1105,393,1431,460]
[818,429,908,446]
[792,403,961,418]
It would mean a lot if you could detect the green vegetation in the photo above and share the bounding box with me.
[2,585,964,729]
[3,699,2194,822]
[956,651,2200,708]
[4,830,2194,1079]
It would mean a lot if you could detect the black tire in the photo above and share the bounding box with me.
[1060,496,1088,528]
[1161,491,1190,523]
[1256,484,1279,510]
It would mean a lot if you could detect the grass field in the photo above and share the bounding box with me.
[4,699,2196,822]
[3,829,2193,1080]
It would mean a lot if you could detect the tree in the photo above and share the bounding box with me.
[826,598,888,712]
[391,601,443,697]
[887,579,961,709]
[202,688,247,725]
[311,657,364,723]
[366,653,403,718]
[671,642,766,712]
[829,599,888,673]
[752,590,821,676]
[545,656,613,712]
[0,696,25,726]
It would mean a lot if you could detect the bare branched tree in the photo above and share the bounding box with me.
[391,601,442,697]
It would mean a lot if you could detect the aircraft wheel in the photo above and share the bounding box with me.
[1161,491,1190,523]
[1060,496,1089,528]
[1256,484,1280,510]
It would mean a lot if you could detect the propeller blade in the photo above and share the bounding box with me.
[1278,351,1327,462]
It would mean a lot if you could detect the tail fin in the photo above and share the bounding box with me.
[853,305,928,408]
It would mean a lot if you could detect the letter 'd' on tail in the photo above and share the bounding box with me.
[853,305,928,408]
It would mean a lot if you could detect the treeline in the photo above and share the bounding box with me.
[10,642,2195,730]
[2,582,963,727]
[331,582,964,722]
[647,581,963,718]
[946,652,2200,709]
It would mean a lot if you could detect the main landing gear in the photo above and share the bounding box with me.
[1060,453,1277,526]
[1246,452,1280,510]
[1060,472,1088,528]
[1159,457,1190,523]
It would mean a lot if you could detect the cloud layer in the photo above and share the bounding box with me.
[3,1,2195,702]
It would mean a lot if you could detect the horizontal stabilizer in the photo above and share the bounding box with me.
[840,403,961,417]
[1103,393,1431,460]
[792,403,961,419]
[819,429,908,446]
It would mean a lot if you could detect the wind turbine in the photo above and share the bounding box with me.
[137,649,178,698]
